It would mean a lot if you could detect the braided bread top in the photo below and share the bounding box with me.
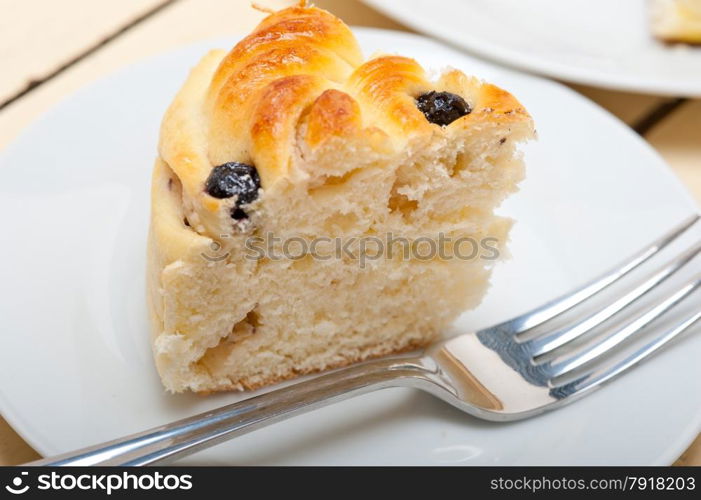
[157,5,531,237]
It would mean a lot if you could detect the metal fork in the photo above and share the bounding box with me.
[30,215,701,466]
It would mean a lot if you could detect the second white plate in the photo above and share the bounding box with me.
[363,0,701,96]
[0,29,700,465]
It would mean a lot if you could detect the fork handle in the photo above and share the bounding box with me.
[28,355,437,466]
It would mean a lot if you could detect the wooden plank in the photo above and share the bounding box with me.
[0,0,292,150]
[568,84,667,126]
[676,435,701,466]
[646,99,701,204]
[0,0,168,104]
[0,418,39,464]
[314,0,407,29]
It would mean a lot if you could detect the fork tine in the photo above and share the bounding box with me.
[492,215,699,336]
[545,274,701,378]
[550,307,701,400]
[529,240,701,357]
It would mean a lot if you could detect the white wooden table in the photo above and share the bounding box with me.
[0,0,699,465]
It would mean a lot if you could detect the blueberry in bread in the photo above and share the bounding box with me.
[147,3,534,392]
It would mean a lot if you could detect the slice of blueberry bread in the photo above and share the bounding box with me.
[147,3,534,392]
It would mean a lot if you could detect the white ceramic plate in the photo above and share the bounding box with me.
[363,0,701,96]
[1,29,700,466]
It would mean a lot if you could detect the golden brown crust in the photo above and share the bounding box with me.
[205,6,361,176]
[157,5,533,241]
[249,74,327,181]
[304,89,363,148]
[346,56,432,137]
